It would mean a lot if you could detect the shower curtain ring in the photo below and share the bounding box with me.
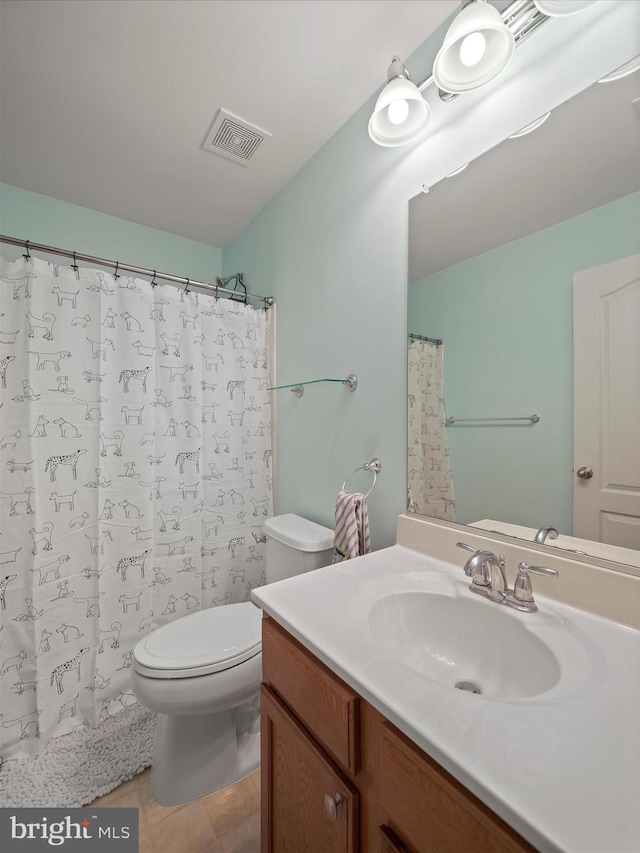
[184,278,190,294]
[72,251,79,277]
[113,261,120,280]
[151,270,157,288]
[23,240,31,261]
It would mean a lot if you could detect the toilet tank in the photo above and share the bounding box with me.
[263,513,334,584]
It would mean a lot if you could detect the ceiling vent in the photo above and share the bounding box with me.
[203,109,271,167]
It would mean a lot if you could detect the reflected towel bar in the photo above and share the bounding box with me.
[446,414,540,425]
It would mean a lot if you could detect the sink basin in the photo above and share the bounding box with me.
[368,590,561,699]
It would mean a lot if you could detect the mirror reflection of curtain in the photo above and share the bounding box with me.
[407,340,455,520]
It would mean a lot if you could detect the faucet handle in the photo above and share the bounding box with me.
[517,562,559,578]
[456,543,505,568]
[456,542,503,561]
[456,542,479,553]
[510,561,558,610]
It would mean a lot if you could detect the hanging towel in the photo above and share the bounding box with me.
[332,489,371,563]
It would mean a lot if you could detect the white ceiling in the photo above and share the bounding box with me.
[408,67,640,282]
[0,0,457,248]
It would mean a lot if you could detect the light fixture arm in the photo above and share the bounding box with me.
[387,55,409,82]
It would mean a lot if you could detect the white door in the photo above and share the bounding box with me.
[574,253,640,548]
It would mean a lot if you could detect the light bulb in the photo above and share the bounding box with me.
[387,98,410,125]
[459,31,486,67]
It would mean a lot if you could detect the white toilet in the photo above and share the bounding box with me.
[131,513,334,806]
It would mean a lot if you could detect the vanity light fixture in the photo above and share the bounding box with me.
[532,0,599,17]
[367,56,431,147]
[369,0,606,148]
[598,54,640,83]
[433,0,515,94]
[508,110,551,137]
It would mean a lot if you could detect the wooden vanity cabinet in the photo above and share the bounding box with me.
[261,616,534,853]
[261,685,359,853]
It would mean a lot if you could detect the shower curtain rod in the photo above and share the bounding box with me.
[409,332,442,346]
[0,235,275,308]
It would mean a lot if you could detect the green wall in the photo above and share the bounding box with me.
[2,4,637,551]
[408,192,640,534]
[223,7,639,549]
[0,183,222,281]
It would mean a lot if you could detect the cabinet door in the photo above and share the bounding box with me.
[261,684,359,853]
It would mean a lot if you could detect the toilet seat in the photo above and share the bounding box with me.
[133,602,262,679]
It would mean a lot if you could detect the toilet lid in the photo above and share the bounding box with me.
[133,602,262,679]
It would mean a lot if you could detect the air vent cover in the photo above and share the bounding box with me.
[203,109,271,167]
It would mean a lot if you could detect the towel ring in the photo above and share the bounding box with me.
[341,458,382,500]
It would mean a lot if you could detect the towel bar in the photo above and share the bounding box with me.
[342,458,381,499]
[446,414,540,425]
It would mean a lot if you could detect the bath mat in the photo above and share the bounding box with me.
[0,703,156,808]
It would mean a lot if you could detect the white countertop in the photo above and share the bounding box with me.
[252,545,640,853]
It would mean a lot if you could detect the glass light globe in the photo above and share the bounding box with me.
[368,71,431,146]
[433,0,514,94]
[459,32,486,67]
[388,98,410,125]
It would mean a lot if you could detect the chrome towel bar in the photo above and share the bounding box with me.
[446,414,540,425]
[342,458,381,499]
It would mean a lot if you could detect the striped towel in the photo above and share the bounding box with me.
[332,489,371,563]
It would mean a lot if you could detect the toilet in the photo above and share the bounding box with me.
[131,513,334,806]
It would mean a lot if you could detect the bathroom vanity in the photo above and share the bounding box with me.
[261,615,533,852]
[252,514,640,853]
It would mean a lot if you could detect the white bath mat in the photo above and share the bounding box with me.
[0,703,156,808]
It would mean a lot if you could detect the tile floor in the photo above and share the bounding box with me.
[89,767,261,853]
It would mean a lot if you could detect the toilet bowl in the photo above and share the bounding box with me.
[131,603,262,806]
[131,514,334,806]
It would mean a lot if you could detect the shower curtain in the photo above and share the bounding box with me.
[407,339,455,520]
[0,255,273,763]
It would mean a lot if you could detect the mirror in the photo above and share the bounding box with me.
[407,67,640,571]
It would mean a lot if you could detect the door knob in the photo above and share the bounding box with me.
[324,793,343,820]
[576,466,593,480]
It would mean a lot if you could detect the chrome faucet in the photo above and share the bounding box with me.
[534,525,559,544]
[456,543,558,612]
[456,542,507,602]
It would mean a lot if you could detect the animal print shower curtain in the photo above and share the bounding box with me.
[0,254,272,761]
[407,339,455,520]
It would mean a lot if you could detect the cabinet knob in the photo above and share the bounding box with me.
[324,793,343,820]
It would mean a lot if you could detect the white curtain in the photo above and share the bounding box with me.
[0,255,272,761]
[407,340,455,520]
